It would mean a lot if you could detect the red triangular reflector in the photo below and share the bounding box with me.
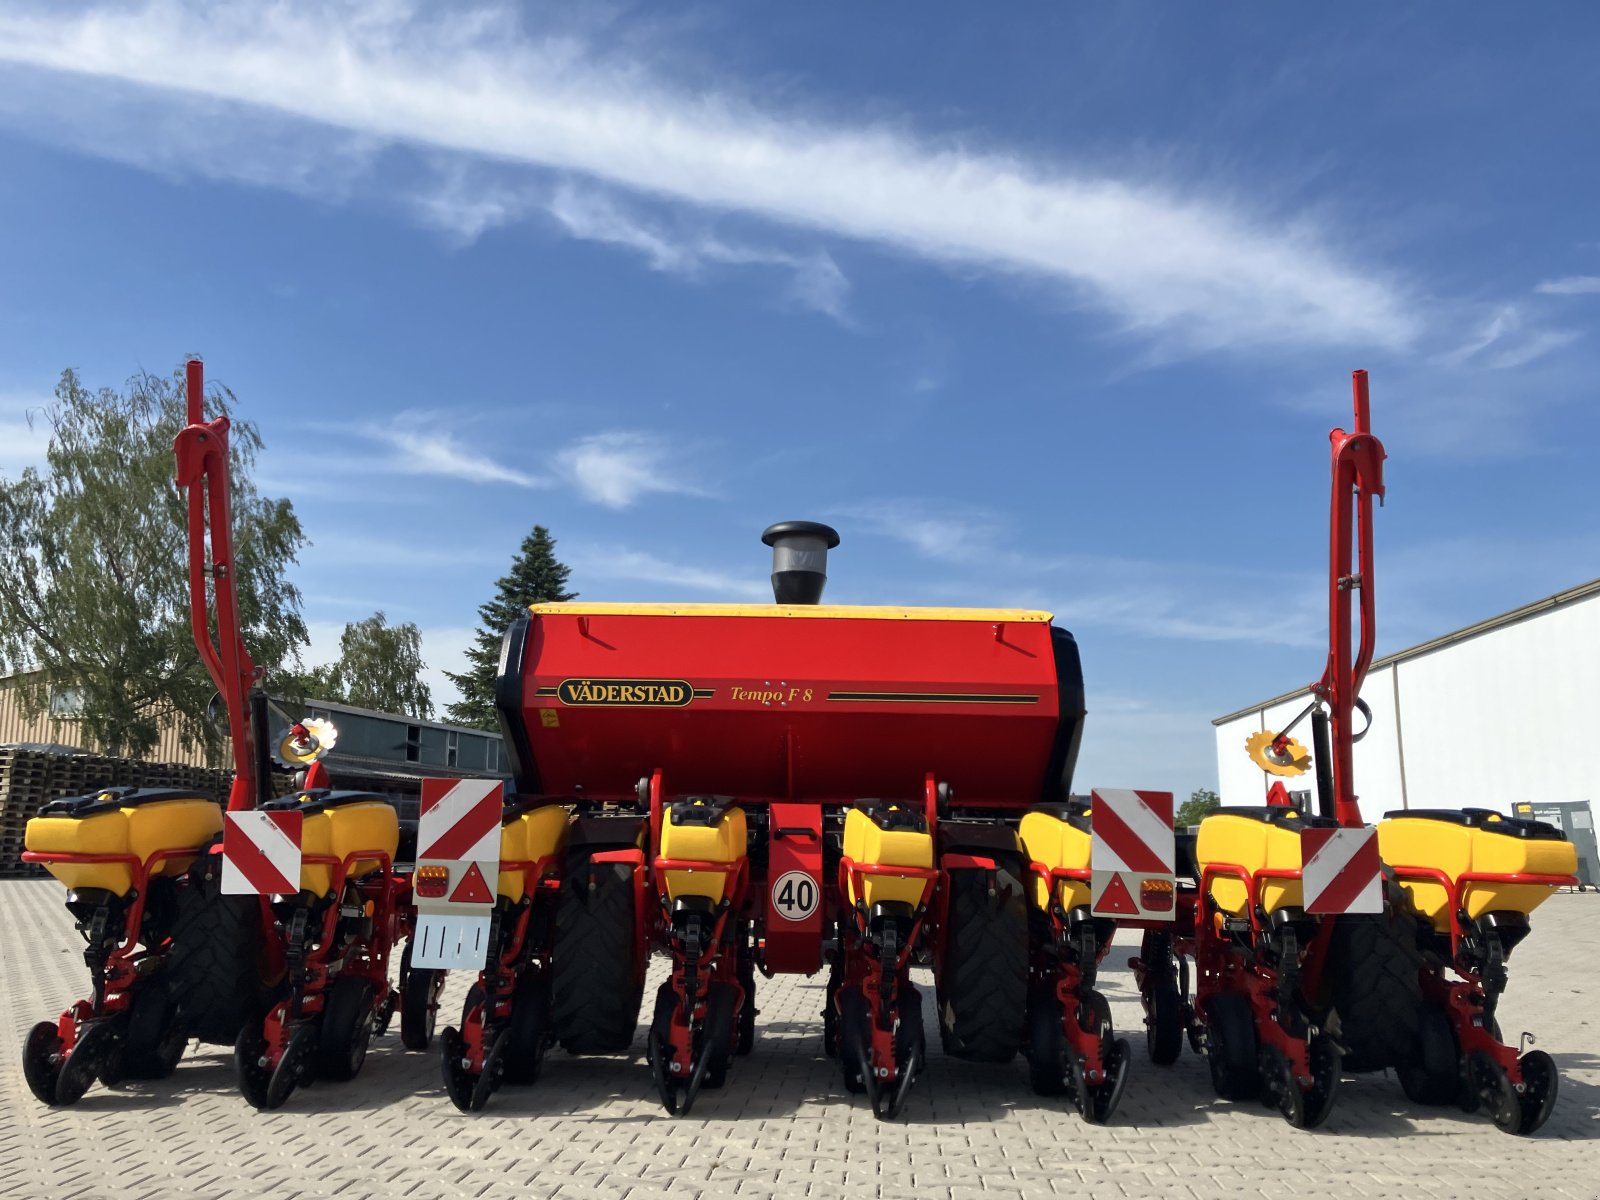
[1094,871,1140,916]
[448,861,494,906]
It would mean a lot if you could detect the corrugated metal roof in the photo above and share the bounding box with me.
[287,696,503,740]
[1212,575,1600,726]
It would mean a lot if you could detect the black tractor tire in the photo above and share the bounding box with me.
[166,867,270,1045]
[550,852,645,1054]
[936,861,1028,1062]
[1325,896,1426,1074]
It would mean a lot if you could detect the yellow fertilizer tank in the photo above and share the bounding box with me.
[288,792,399,897]
[1196,807,1329,916]
[658,796,747,904]
[25,790,222,895]
[1378,808,1577,930]
[1018,804,1093,913]
[843,802,933,909]
[496,804,570,903]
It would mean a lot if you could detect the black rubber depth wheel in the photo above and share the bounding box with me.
[697,982,738,1091]
[22,1022,64,1105]
[736,947,757,1057]
[550,852,645,1054]
[315,976,376,1082]
[1145,984,1184,1066]
[1205,993,1260,1101]
[399,945,442,1052]
[53,1019,118,1106]
[1026,991,1069,1097]
[1398,1004,1459,1106]
[236,1019,314,1110]
[1300,1033,1343,1129]
[167,866,269,1046]
[1516,1048,1560,1136]
[101,983,187,1083]
[1325,894,1425,1074]
[839,989,869,1095]
[936,862,1028,1062]
[823,961,842,1058]
[499,966,550,1086]
[1469,1050,1522,1134]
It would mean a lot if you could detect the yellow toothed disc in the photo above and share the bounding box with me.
[277,716,339,765]
[1246,730,1310,777]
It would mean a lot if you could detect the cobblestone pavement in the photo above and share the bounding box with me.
[2,880,1596,1200]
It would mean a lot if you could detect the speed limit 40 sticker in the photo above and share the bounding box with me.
[770,870,820,922]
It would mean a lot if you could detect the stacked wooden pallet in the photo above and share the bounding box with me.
[0,747,52,876]
[0,748,234,877]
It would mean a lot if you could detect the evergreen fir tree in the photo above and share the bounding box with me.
[444,525,575,729]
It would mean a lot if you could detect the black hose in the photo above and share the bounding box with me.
[250,690,274,807]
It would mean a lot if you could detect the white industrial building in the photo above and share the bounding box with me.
[1213,578,1600,829]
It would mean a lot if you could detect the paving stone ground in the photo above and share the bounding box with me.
[2,879,1596,1200]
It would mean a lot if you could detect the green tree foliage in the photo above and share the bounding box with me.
[1176,787,1222,828]
[445,526,575,730]
[296,611,432,719]
[0,365,307,758]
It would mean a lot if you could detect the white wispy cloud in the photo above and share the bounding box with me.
[546,184,850,320]
[840,496,1324,646]
[1534,275,1600,296]
[366,412,547,488]
[1439,305,1582,371]
[566,547,770,600]
[0,1,1417,352]
[553,431,707,509]
[832,500,1007,565]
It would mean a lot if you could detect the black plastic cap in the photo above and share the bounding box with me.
[761,521,839,604]
[761,521,841,549]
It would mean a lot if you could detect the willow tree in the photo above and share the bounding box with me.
[0,365,307,758]
[298,611,433,719]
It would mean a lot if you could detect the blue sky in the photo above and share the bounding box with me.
[2,2,1597,799]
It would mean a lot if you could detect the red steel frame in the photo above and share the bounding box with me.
[1386,863,1576,1081]
[1165,374,1387,1108]
[453,853,564,1076]
[254,846,403,1069]
[173,358,261,814]
[22,843,216,1050]
[1314,368,1385,829]
[654,857,752,1080]
[834,856,938,1089]
[1025,861,1118,1086]
[1157,372,1576,1119]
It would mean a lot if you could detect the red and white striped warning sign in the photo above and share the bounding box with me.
[411,778,504,971]
[222,810,302,895]
[419,778,502,862]
[1302,826,1382,914]
[1090,788,1176,921]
